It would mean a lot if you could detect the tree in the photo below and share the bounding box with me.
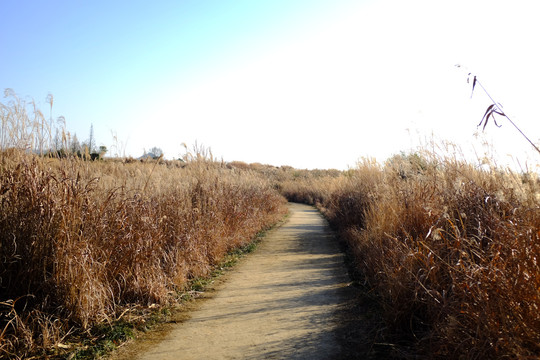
[148,147,163,159]
[99,145,107,157]
[70,133,81,155]
[88,124,96,154]
[53,128,61,151]
[52,129,66,157]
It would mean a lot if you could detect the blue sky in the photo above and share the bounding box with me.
[2,0,540,169]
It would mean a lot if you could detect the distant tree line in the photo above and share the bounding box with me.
[49,124,107,160]
[1,90,108,160]
[1,89,171,161]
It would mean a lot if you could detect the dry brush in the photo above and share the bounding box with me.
[277,153,540,359]
[0,151,287,358]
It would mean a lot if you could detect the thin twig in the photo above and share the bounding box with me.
[470,75,540,155]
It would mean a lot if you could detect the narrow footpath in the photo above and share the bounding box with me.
[112,203,367,359]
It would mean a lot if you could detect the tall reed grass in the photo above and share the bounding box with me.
[0,89,63,154]
[0,151,286,358]
[278,152,540,359]
[0,92,287,358]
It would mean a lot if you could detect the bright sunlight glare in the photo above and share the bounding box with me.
[1,0,539,170]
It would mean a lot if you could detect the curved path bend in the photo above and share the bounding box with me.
[113,203,363,359]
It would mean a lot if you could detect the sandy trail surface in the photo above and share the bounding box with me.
[112,203,362,359]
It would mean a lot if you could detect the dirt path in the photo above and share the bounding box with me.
[112,203,365,359]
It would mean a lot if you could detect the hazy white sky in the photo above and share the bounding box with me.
[1,0,539,169]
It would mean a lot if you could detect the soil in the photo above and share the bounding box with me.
[109,203,374,360]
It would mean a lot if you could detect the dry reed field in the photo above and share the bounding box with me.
[0,151,287,358]
[277,153,540,359]
[0,91,287,358]
[2,91,539,359]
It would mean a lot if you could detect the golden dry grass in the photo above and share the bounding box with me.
[3,90,539,358]
[276,153,540,359]
[0,91,288,358]
[0,150,285,356]
[0,151,287,358]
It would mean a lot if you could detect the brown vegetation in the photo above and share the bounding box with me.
[2,90,539,358]
[277,152,540,359]
[0,91,288,358]
[0,150,287,358]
